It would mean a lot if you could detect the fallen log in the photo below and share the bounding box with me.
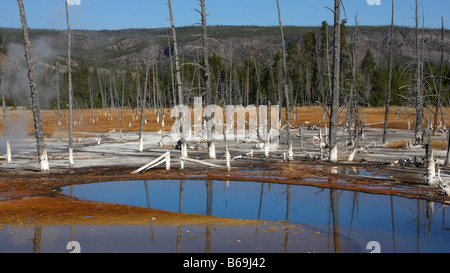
[232,150,253,160]
[132,151,170,174]
[180,156,227,169]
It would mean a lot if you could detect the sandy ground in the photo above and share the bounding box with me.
[0,107,449,228]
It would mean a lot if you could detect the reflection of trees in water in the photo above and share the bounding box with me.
[26,179,448,253]
[32,226,42,253]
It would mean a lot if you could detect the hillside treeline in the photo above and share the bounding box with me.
[0,21,449,114]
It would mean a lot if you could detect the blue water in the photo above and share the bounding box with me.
[60,179,450,253]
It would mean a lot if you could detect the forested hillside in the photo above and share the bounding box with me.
[0,23,448,111]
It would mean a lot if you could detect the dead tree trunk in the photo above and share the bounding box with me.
[109,74,115,115]
[276,0,293,161]
[1,76,11,163]
[425,123,436,185]
[198,0,212,105]
[88,77,94,123]
[120,74,124,135]
[446,130,450,167]
[348,123,363,162]
[383,0,394,144]
[167,36,176,107]
[139,56,151,152]
[329,0,341,163]
[246,53,250,106]
[113,72,119,113]
[198,0,214,159]
[97,68,106,116]
[433,17,445,134]
[414,0,423,143]
[65,0,74,167]
[325,23,333,103]
[167,0,183,105]
[135,66,140,120]
[55,62,61,126]
[166,0,187,156]
[17,0,49,171]
[152,55,157,114]
[346,15,359,147]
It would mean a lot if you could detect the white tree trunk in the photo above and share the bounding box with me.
[138,137,144,153]
[226,147,231,172]
[1,78,11,163]
[69,147,74,167]
[276,0,293,161]
[182,141,187,158]
[66,0,74,168]
[427,155,436,185]
[208,141,216,159]
[139,56,151,152]
[17,0,49,171]
[264,137,270,158]
[330,146,338,162]
[6,141,11,163]
[40,148,49,171]
[329,0,341,163]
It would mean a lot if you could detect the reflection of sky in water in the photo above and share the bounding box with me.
[0,223,359,253]
[58,180,450,253]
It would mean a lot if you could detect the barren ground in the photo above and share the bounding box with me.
[0,106,449,228]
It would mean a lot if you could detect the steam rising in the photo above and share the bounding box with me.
[1,37,59,153]
[1,37,58,109]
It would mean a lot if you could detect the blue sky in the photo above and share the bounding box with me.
[1,0,449,30]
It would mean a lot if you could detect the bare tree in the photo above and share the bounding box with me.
[109,73,115,114]
[97,68,106,116]
[433,17,445,134]
[197,0,212,105]
[324,22,333,103]
[329,0,341,163]
[424,123,437,185]
[443,17,450,168]
[65,0,74,167]
[345,14,359,148]
[383,0,395,144]
[276,0,293,161]
[139,55,151,152]
[414,0,423,142]
[196,0,215,159]
[17,0,49,171]
[1,75,11,163]
[119,74,124,135]
[88,77,95,123]
[446,130,450,167]
[167,0,183,105]
[167,2,189,157]
[445,18,450,167]
[55,62,61,126]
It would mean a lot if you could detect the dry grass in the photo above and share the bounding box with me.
[0,106,449,137]
[388,139,448,150]
[428,140,449,150]
[387,140,412,149]
[290,106,450,130]
[45,108,174,137]
[0,107,174,138]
